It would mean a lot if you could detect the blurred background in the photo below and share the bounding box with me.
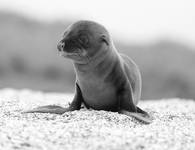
[0,0,195,100]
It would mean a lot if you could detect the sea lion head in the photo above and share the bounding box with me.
[57,20,111,64]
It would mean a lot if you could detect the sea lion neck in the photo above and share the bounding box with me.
[73,45,116,73]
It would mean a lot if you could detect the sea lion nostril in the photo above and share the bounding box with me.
[57,42,65,51]
[61,43,65,48]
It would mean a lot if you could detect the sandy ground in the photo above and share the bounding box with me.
[0,88,195,150]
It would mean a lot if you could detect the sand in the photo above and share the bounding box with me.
[0,88,195,150]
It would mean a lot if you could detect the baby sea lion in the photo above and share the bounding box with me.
[24,20,152,124]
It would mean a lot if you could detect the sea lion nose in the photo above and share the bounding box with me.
[57,42,65,51]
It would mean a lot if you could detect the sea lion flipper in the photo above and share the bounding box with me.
[22,83,84,114]
[136,106,149,116]
[119,110,153,124]
[118,91,152,124]
[117,82,152,124]
[68,83,84,110]
[118,82,137,112]
[22,105,70,114]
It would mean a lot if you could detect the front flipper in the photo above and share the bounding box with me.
[22,105,70,114]
[118,83,152,124]
[22,83,84,114]
[119,108,152,124]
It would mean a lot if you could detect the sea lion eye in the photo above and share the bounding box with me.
[78,34,89,46]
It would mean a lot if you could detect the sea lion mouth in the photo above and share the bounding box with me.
[59,47,88,59]
[59,49,80,57]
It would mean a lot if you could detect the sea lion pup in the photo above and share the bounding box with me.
[24,20,152,124]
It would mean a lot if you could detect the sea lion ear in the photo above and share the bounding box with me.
[100,34,109,46]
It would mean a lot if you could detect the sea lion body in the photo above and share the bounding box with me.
[24,20,152,123]
[75,52,141,111]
